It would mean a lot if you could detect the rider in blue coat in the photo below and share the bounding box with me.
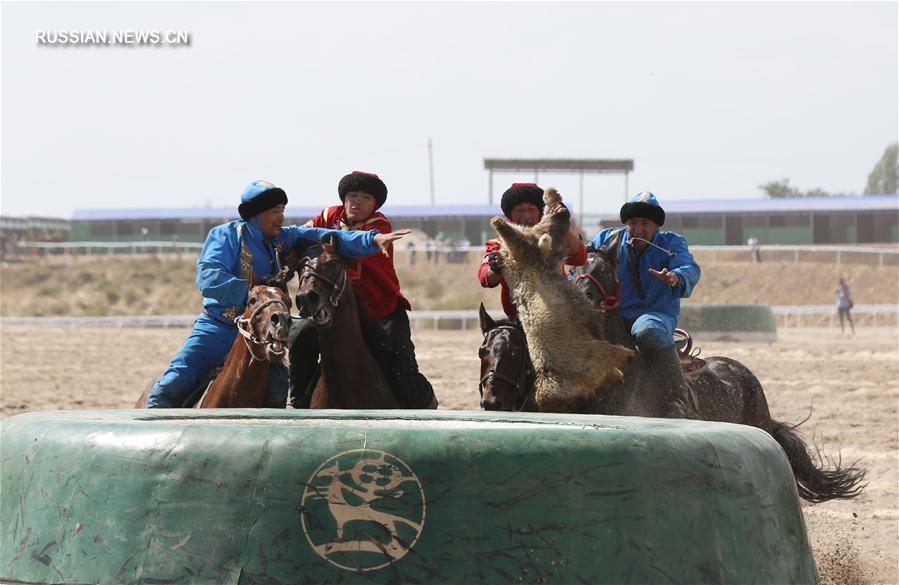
[146,180,407,408]
[591,191,701,419]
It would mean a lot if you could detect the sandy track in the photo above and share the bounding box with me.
[1,325,896,583]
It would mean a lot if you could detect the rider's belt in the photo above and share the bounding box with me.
[203,308,239,328]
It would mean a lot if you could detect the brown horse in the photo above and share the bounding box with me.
[135,280,292,408]
[478,247,867,503]
[291,238,401,408]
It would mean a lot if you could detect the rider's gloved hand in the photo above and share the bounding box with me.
[547,201,570,217]
[488,251,503,275]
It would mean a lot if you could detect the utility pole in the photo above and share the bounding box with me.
[428,138,435,205]
[578,171,584,230]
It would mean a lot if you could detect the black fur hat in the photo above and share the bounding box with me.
[238,180,288,220]
[619,191,665,226]
[500,183,545,217]
[338,171,388,209]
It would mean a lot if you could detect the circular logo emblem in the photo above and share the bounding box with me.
[300,449,426,572]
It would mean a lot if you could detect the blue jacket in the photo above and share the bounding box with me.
[197,220,379,325]
[592,227,701,322]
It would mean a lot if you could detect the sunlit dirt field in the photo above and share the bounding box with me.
[1,325,896,584]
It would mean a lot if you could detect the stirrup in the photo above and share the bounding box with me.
[674,328,703,359]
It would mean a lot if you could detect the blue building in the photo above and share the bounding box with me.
[597,195,899,245]
[68,195,899,245]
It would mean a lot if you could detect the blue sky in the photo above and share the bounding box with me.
[2,1,897,219]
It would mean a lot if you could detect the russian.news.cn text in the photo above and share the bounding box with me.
[36,30,191,47]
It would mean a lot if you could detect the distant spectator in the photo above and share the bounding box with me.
[836,277,855,335]
[747,236,761,263]
[407,240,417,266]
[458,238,470,263]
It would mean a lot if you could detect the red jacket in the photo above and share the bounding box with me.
[478,236,588,318]
[306,205,410,320]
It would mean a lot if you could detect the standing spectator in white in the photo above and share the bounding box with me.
[747,236,761,263]
[836,277,855,335]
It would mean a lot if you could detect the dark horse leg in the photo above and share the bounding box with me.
[288,317,320,409]
[694,357,866,503]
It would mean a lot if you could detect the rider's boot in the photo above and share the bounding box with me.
[376,303,438,409]
[383,338,438,409]
[644,345,700,420]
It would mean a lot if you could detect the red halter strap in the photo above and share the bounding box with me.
[575,272,621,310]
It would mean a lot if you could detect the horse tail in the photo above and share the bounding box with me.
[770,419,867,503]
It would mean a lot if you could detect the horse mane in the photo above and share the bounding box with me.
[254,274,289,294]
[485,315,521,333]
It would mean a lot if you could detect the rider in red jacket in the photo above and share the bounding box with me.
[306,202,410,321]
[291,171,437,409]
[478,183,587,318]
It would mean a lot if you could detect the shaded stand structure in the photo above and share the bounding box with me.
[484,158,634,226]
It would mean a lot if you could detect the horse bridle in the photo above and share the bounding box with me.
[297,256,348,311]
[479,325,534,412]
[235,294,291,361]
[575,271,621,310]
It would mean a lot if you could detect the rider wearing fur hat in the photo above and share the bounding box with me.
[591,191,701,419]
[294,171,437,409]
[478,183,587,318]
[145,179,407,408]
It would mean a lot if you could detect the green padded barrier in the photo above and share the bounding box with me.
[1,409,816,584]
[679,304,778,342]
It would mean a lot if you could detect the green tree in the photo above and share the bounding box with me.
[759,178,799,198]
[758,179,830,198]
[863,142,898,195]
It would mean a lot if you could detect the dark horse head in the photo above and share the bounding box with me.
[294,239,347,327]
[477,303,536,411]
[575,243,621,310]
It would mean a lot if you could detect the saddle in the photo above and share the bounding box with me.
[179,365,224,408]
[674,329,707,376]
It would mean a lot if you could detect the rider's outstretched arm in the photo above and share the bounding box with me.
[282,225,377,258]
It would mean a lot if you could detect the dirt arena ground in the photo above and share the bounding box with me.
[1,325,896,583]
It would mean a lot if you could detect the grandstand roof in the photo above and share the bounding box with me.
[662,195,898,214]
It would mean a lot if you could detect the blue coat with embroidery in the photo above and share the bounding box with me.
[198,221,379,325]
[592,227,701,322]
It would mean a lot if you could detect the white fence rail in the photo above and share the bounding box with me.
[3,305,896,330]
[691,245,899,267]
[771,304,898,328]
[9,241,899,266]
[14,241,203,255]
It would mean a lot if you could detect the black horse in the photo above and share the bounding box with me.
[477,246,866,503]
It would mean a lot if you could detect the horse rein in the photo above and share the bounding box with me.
[235,296,291,361]
[575,272,621,310]
[625,237,676,257]
[479,325,534,412]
